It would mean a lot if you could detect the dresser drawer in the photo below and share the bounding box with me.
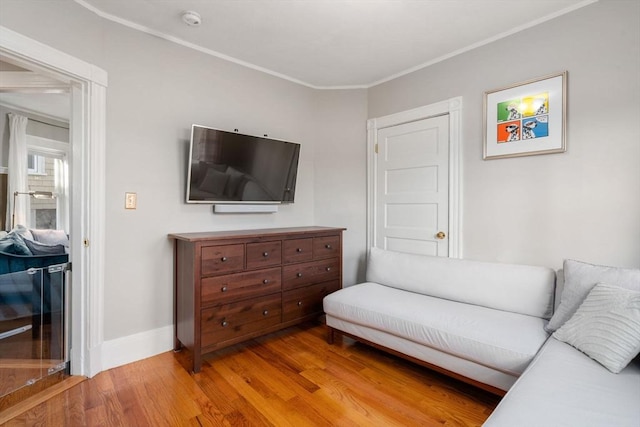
[282,258,340,290]
[201,294,282,347]
[201,267,281,306]
[282,280,340,323]
[246,241,282,270]
[282,238,313,264]
[313,236,341,260]
[201,244,244,276]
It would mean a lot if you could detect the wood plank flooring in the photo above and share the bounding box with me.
[0,320,67,411]
[1,323,501,426]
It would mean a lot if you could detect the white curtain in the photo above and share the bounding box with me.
[6,113,29,230]
[54,157,69,233]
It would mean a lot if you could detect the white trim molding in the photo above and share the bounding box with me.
[0,27,107,86]
[0,25,108,378]
[101,326,174,372]
[366,97,463,259]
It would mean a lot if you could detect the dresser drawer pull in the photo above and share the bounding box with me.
[325,244,332,249]
[296,272,303,278]
[263,310,269,316]
[296,248,303,253]
[297,301,303,307]
[221,320,228,327]
[263,252,269,257]
[326,267,331,272]
[263,279,269,284]
[221,286,228,292]
[221,256,228,262]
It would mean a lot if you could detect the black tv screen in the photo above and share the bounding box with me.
[186,125,301,204]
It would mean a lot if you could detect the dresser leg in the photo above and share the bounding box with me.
[193,351,202,373]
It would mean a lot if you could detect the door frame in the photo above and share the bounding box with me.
[367,97,463,258]
[0,25,107,377]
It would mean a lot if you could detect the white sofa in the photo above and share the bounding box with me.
[324,247,556,394]
[484,259,640,426]
[483,337,640,426]
[323,248,640,425]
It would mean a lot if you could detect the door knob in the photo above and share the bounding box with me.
[436,231,446,239]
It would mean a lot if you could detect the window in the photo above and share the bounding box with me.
[27,153,46,175]
[26,135,69,231]
[27,153,59,229]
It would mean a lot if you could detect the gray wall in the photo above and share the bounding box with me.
[313,89,369,285]
[369,0,640,270]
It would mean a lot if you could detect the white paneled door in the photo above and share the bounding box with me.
[374,115,450,256]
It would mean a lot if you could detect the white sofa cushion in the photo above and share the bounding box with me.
[366,248,556,319]
[483,337,640,427]
[553,283,640,373]
[324,282,550,376]
[546,259,640,332]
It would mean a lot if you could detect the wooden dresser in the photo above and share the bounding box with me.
[169,226,345,372]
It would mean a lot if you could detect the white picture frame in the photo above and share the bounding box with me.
[483,71,567,160]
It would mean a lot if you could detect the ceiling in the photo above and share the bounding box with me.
[82,1,593,88]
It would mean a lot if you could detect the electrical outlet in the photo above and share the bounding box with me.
[125,192,137,209]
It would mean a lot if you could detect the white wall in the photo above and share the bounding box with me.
[102,23,318,340]
[368,0,640,270]
[313,90,369,285]
[0,1,366,344]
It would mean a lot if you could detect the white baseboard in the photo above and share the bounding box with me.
[100,325,174,372]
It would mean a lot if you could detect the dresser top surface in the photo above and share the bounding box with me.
[169,226,345,242]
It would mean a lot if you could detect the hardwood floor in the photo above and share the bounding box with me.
[0,321,67,412]
[1,323,501,426]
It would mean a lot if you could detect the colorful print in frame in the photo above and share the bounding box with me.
[484,72,566,159]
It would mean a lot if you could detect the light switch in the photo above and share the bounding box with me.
[125,192,137,209]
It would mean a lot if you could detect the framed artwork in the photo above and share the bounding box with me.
[483,71,567,160]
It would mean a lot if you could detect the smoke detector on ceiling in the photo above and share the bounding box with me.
[182,11,202,26]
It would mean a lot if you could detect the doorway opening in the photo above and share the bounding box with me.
[0,25,108,409]
[0,58,72,404]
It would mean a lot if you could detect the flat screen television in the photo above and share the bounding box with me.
[186,124,301,204]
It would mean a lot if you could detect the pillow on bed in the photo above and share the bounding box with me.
[30,229,69,247]
[553,282,640,373]
[1,229,32,255]
[546,259,640,332]
[23,238,66,256]
[11,225,34,242]
[0,233,31,255]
